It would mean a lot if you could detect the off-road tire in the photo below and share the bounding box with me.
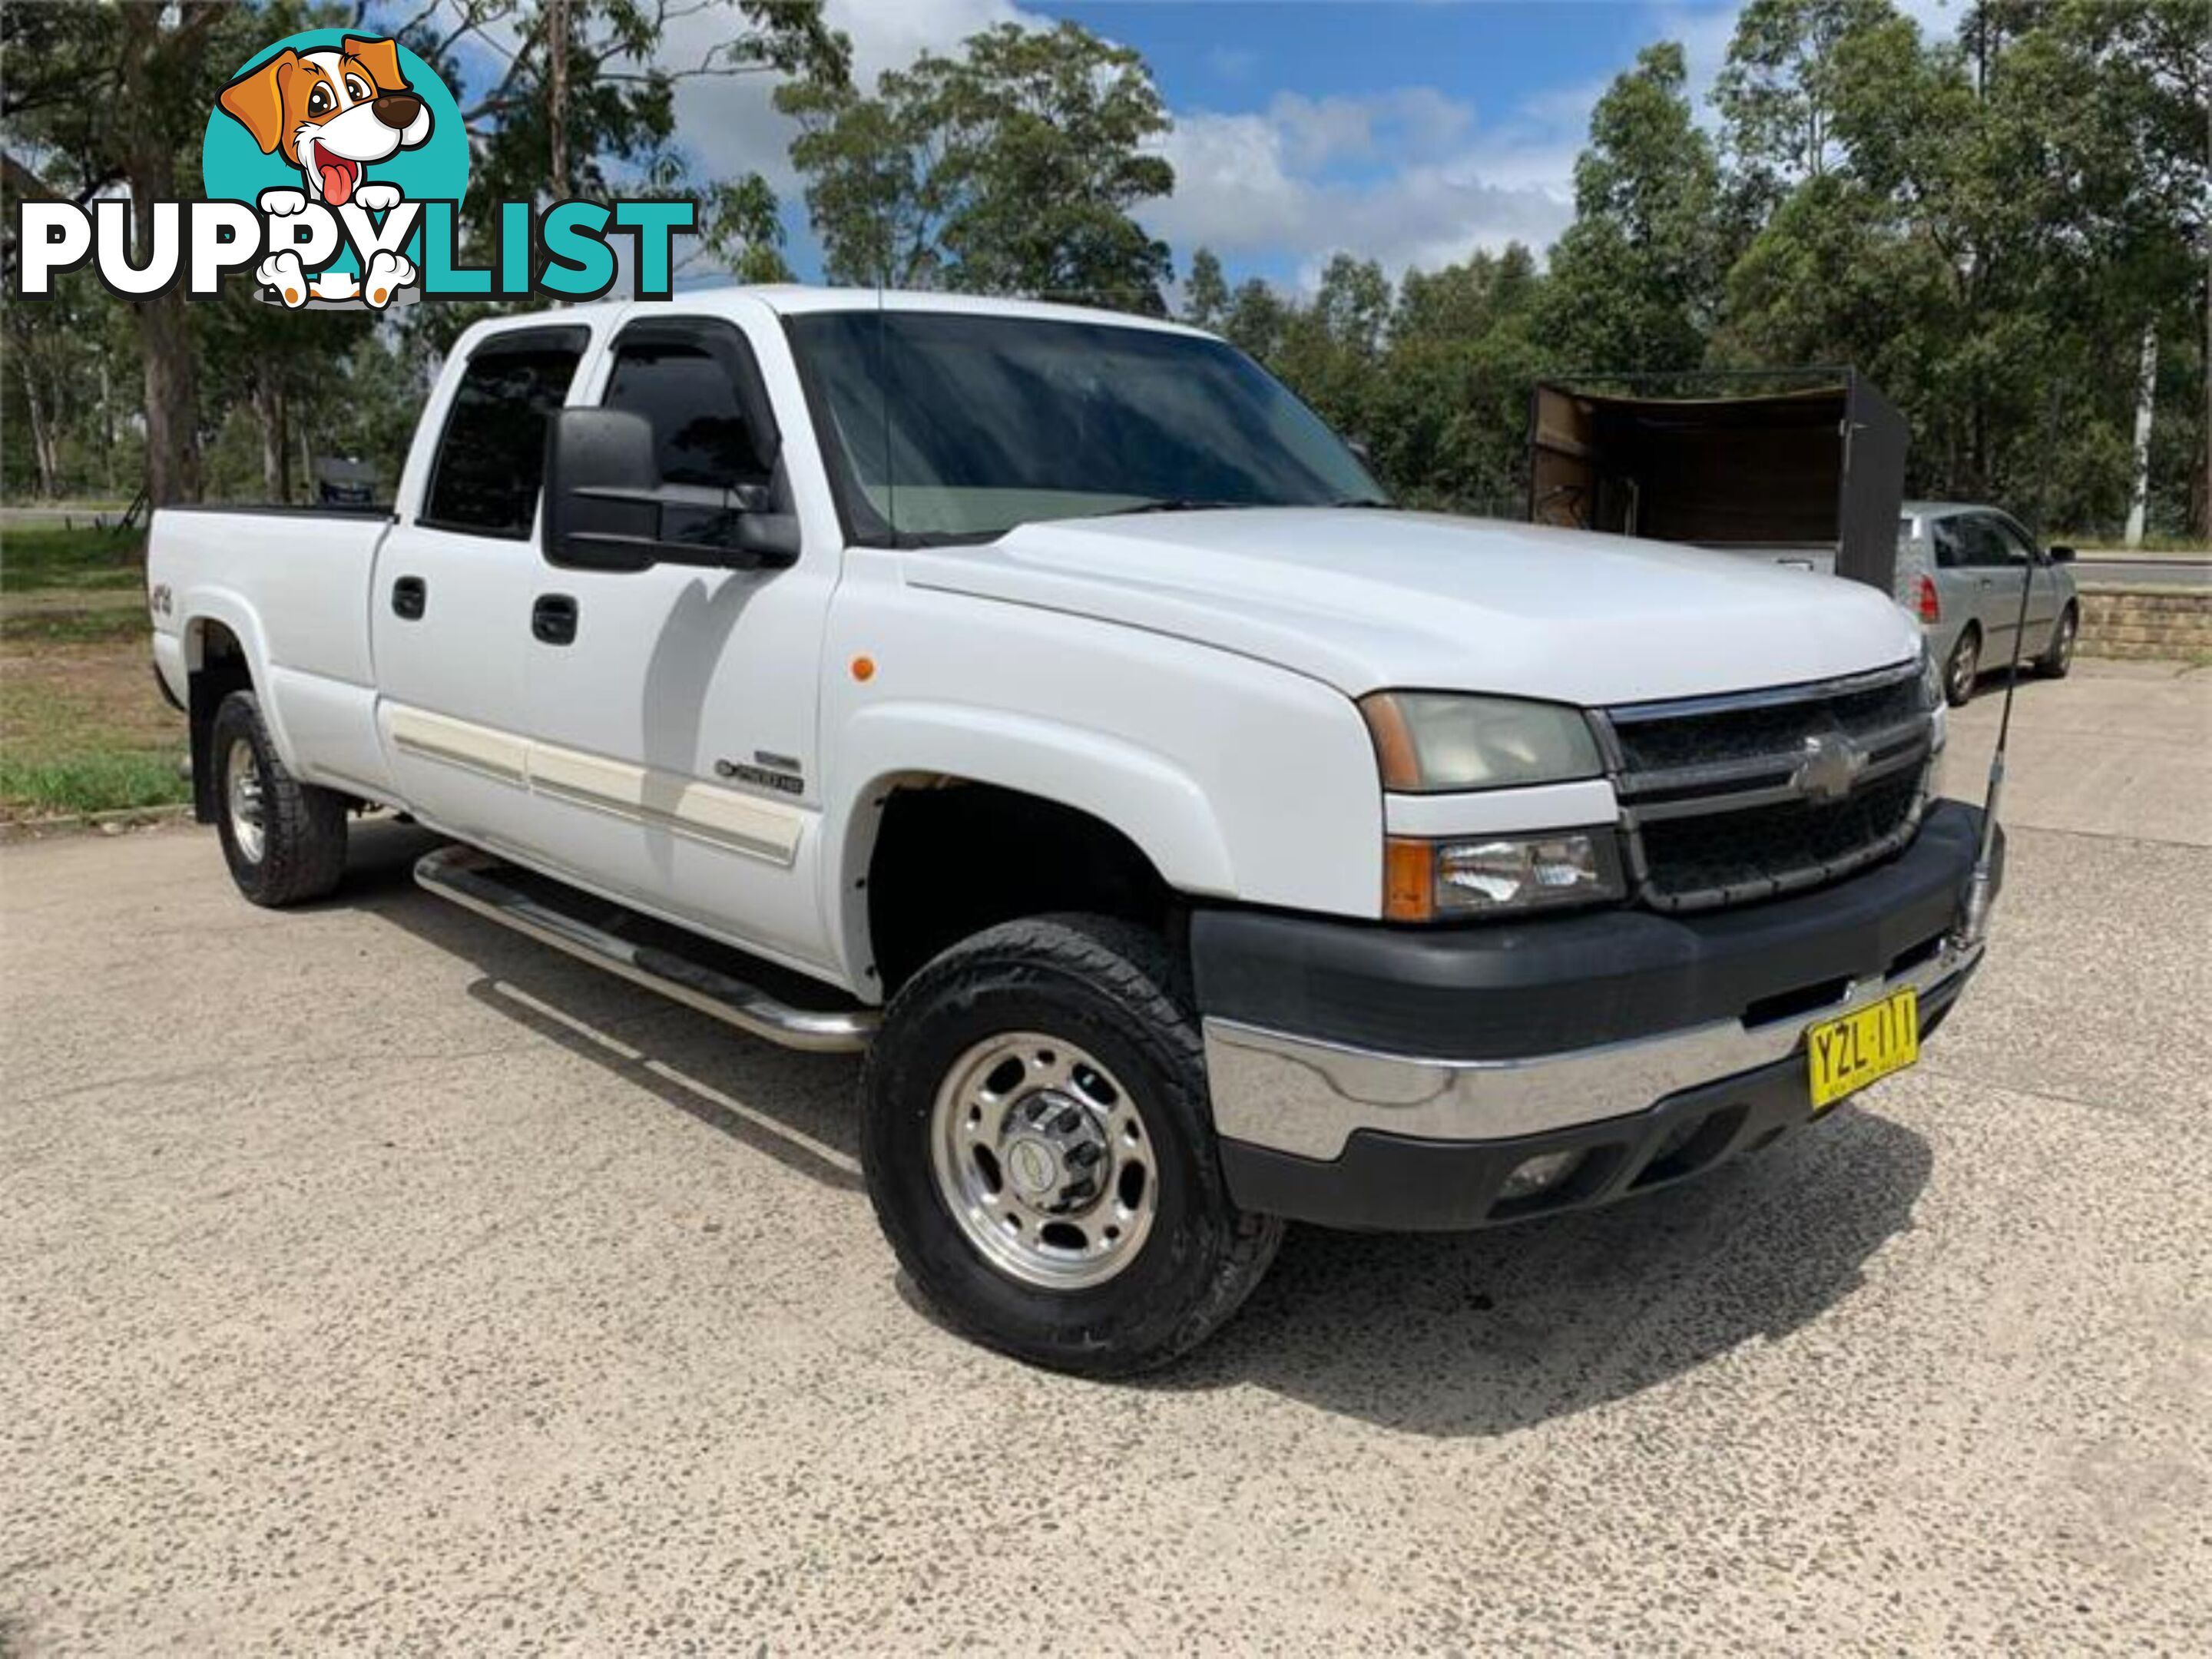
[210,690,349,906]
[860,913,1283,1377]
[1943,625,1982,707]
[2036,603,2078,678]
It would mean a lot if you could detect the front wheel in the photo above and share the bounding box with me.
[1943,626,1982,707]
[860,914,1283,1376]
[2037,604,2078,678]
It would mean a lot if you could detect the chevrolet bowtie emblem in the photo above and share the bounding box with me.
[1792,731,1867,803]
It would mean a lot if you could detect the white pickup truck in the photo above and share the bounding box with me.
[149,287,1998,1375]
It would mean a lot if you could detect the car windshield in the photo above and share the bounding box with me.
[786,308,1383,544]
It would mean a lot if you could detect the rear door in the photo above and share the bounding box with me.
[515,309,839,975]
[370,326,590,849]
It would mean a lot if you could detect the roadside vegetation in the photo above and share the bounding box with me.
[0,526,186,820]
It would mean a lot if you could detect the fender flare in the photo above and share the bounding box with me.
[179,591,297,767]
[824,701,1237,988]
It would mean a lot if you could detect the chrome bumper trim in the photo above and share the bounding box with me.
[1203,939,1982,1161]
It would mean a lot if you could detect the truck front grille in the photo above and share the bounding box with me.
[1595,663,1935,912]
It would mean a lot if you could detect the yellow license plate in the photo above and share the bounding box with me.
[1807,987,1919,1111]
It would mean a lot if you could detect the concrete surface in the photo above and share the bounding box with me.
[4,661,2209,1654]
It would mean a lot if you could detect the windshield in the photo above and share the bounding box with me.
[786,308,1382,544]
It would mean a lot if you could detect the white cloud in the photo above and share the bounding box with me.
[647,0,1967,291]
[660,0,1041,198]
[1146,90,1577,288]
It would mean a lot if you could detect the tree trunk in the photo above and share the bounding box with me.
[548,0,569,197]
[130,141,200,504]
[18,354,58,498]
[255,376,288,502]
[137,289,200,505]
[2124,321,2157,549]
[2197,268,2210,541]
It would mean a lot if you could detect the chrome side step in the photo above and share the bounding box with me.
[413,845,877,1054]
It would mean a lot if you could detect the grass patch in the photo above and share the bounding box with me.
[0,750,185,814]
[1,591,150,645]
[0,524,146,593]
[1,618,186,819]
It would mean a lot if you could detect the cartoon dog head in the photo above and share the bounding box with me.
[218,37,431,207]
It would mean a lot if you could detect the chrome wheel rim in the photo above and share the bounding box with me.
[225,737,266,863]
[929,1031,1157,1290]
[1948,636,1978,703]
[2055,612,2076,670]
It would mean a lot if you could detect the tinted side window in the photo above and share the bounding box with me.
[603,343,767,489]
[1931,520,1964,569]
[1951,516,2011,568]
[422,339,585,538]
[1988,515,2037,563]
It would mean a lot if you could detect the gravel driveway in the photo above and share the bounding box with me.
[4,660,2207,1654]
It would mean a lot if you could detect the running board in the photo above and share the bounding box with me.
[413,845,877,1054]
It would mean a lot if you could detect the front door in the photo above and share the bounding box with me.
[371,326,591,852]
[517,311,839,978]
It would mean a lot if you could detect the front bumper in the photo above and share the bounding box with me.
[1196,799,1995,1230]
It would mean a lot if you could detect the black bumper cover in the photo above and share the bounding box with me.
[1196,800,1995,1231]
[1219,965,1973,1231]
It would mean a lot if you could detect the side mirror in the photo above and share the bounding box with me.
[2046,544,2076,563]
[545,408,661,573]
[544,407,799,573]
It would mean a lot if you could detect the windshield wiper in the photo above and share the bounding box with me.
[1091,498,1248,517]
[1330,495,1398,509]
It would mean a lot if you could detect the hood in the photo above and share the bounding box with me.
[902,508,1922,706]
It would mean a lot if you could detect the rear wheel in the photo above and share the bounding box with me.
[1943,626,1982,707]
[2037,604,2078,678]
[210,690,349,906]
[860,913,1283,1376]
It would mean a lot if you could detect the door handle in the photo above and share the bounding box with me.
[532,593,578,646]
[391,575,427,620]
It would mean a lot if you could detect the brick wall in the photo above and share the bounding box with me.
[2078,586,2212,660]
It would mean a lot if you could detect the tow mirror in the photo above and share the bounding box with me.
[544,407,800,573]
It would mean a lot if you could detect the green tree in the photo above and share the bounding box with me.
[1539,42,1724,372]
[2,2,293,503]
[779,20,1175,310]
[1182,247,1229,330]
[1716,0,1893,190]
[1218,278,1290,361]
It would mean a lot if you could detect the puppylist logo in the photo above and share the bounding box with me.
[13,29,695,310]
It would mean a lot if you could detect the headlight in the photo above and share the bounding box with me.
[1359,692,1603,793]
[1385,830,1625,921]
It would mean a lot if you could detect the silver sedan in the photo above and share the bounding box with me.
[1896,501,2080,707]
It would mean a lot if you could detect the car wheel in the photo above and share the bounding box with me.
[1943,627,1982,707]
[210,690,349,906]
[860,913,1283,1377]
[2037,604,2078,678]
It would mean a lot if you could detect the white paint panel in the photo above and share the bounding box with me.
[266,666,394,798]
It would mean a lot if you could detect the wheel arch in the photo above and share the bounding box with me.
[828,706,1237,998]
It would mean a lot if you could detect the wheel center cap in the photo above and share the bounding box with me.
[1005,1136,1061,1199]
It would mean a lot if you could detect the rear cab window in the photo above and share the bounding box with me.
[419,328,590,538]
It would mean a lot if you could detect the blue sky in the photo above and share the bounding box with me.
[489,0,1956,292]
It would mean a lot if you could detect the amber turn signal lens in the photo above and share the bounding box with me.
[1383,837,1435,922]
[1360,696,1421,790]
